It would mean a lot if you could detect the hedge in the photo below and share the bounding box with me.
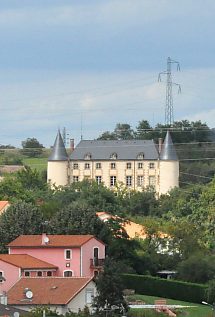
[121,274,207,303]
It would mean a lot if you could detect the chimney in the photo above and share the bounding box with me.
[158,138,163,154]
[70,139,74,152]
[0,292,7,305]
[41,233,49,245]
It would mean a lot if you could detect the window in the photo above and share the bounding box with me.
[37,271,42,277]
[149,176,155,187]
[24,271,30,277]
[73,176,79,183]
[95,176,102,184]
[73,163,78,169]
[138,162,143,169]
[84,153,92,160]
[110,176,117,186]
[85,163,90,169]
[126,176,132,187]
[137,176,144,187]
[64,270,73,277]
[110,152,117,159]
[0,271,4,283]
[137,152,144,159]
[110,162,116,169]
[85,289,94,304]
[96,163,101,169]
[149,162,155,169]
[47,271,52,277]
[65,249,72,260]
[126,162,131,169]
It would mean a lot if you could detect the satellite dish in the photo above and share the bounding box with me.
[25,290,33,299]
[44,236,49,244]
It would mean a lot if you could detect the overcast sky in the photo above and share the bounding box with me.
[0,0,215,147]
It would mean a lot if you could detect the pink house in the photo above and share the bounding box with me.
[7,234,105,278]
[0,254,57,293]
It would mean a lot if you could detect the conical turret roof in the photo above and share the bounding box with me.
[48,130,68,161]
[160,130,178,160]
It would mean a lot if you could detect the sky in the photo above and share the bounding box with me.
[0,0,215,147]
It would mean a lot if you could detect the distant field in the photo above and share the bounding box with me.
[128,294,211,317]
[22,157,48,173]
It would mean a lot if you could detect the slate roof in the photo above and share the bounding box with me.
[70,140,159,160]
[160,131,178,161]
[7,235,100,248]
[0,254,57,269]
[8,277,93,305]
[48,130,68,161]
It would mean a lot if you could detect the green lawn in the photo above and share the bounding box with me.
[128,294,212,317]
[22,157,48,173]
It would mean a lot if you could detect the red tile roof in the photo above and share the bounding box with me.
[0,254,57,269]
[0,201,9,212]
[8,277,93,305]
[7,235,97,248]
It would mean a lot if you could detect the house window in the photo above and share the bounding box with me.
[24,271,30,277]
[95,176,102,184]
[0,271,4,283]
[85,289,94,304]
[85,163,90,169]
[126,176,132,187]
[37,271,42,277]
[64,270,73,277]
[110,176,117,186]
[137,152,144,160]
[149,176,155,187]
[126,162,131,169]
[96,163,101,169]
[84,153,92,160]
[149,162,155,169]
[65,249,72,260]
[138,162,143,169]
[110,152,117,159]
[47,271,52,277]
[110,162,116,169]
[137,176,144,187]
[73,176,79,183]
[73,163,79,169]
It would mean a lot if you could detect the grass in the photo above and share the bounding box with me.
[128,294,212,317]
[22,157,48,173]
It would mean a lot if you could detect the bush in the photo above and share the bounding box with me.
[121,274,207,303]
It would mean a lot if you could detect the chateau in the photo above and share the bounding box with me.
[47,130,179,195]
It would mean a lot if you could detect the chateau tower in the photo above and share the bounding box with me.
[159,130,179,195]
[47,130,69,187]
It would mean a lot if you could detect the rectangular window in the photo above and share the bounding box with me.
[96,163,101,169]
[73,163,79,169]
[126,176,132,187]
[85,163,90,169]
[126,162,131,169]
[138,162,143,169]
[110,176,117,186]
[149,162,155,169]
[137,175,144,187]
[37,271,42,277]
[110,162,116,169]
[85,289,94,304]
[73,176,79,183]
[24,271,30,277]
[149,176,155,187]
[95,176,102,184]
[0,272,4,283]
[65,249,72,260]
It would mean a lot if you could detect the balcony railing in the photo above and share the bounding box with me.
[90,258,105,268]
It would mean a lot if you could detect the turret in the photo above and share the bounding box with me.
[159,131,179,195]
[47,130,69,187]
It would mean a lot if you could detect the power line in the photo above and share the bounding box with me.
[180,172,214,180]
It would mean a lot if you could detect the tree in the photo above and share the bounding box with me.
[114,123,134,140]
[135,120,153,140]
[97,131,117,140]
[93,258,128,313]
[21,137,44,157]
[0,202,44,252]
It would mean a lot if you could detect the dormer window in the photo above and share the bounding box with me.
[84,153,92,160]
[110,152,117,159]
[137,152,144,160]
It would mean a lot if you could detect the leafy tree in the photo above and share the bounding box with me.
[206,279,215,304]
[21,137,44,157]
[0,202,44,252]
[16,166,46,190]
[114,123,134,140]
[93,258,128,313]
[135,120,153,140]
[97,131,117,140]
